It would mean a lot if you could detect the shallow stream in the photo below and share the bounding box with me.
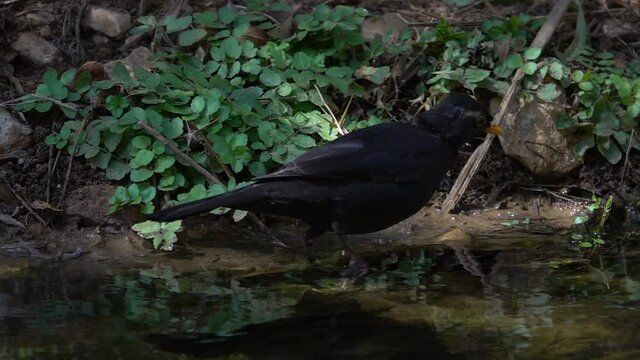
[1,220,640,359]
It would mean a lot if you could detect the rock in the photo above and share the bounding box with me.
[492,95,580,177]
[82,6,132,38]
[0,107,32,154]
[38,25,52,39]
[361,13,408,42]
[602,19,639,41]
[25,13,54,26]
[10,32,59,66]
[103,46,152,79]
[66,184,143,226]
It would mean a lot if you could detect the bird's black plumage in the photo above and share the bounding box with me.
[149,94,487,257]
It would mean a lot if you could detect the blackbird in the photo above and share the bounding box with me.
[148,94,489,261]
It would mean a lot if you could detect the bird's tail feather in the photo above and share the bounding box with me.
[147,186,255,222]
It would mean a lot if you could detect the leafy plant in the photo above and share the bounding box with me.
[12,2,640,233]
[131,220,183,250]
[571,194,614,249]
[15,3,405,217]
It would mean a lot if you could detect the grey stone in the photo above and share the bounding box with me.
[10,32,59,66]
[492,95,580,177]
[82,6,131,38]
[66,184,143,226]
[104,46,152,79]
[0,107,32,154]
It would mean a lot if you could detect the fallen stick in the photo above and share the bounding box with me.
[441,0,573,212]
[138,121,286,247]
[0,176,47,226]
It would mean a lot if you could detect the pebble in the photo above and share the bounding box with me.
[82,6,132,38]
[10,32,59,66]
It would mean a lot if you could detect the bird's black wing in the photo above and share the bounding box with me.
[256,123,448,183]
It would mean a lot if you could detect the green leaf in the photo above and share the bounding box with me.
[579,81,593,91]
[260,69,283,87]
[505,53,523,69]
[193,11,217,26]
[130,168,154,182]
[596,135,622,164]
[132,220,161,235]
[444,0,473,6]
[521,62,537,75]
[60,69,77,85]
[106,160,129,180]
[111,62,132,85]
[292,134,316,148]
[575,133,595,157]
[573,215,589,225]
[178,29,207,46]
[523,47,542,60]
[536,83,561,102]
[233,210,248,222]
[162,118,184,139]
[165,15,192,33]
[292,52,311,70]
[241,59,262,74]
[44,134,59,145]
[463,68,491,83]
[258,122,276,147]
[190,96,205,113]
[163,220,183,233]
[61,106,77,119]
[132,135,151,149]
[102,132,122,153]
[154,155,175,173]
[355,66,390,85]
[218,6,238,24]
[572,70,584,82]
[549,62,564,80]
[221,37,242,59]
[556,112,574,130]
[35,101,53,112]
[133,149,155,167]
[43,68,67,100]
[277,83,293,97]
[91,151,111,169]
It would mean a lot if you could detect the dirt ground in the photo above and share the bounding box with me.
[1,0,639,257]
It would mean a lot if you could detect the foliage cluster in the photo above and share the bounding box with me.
[12,2,640,250]
[571,194,613,249]
[419,15,640,164]
[16,3,405,221]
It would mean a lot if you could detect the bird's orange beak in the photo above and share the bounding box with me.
[485,124,503,136]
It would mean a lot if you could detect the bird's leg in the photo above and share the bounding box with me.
[337,233,353,253]
[304,228,319,264]
[337,233,369,278]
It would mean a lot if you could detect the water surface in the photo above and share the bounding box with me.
[1,234,640,359]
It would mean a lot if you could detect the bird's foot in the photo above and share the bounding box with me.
[340,255,369,279]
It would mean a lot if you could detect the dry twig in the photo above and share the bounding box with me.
[0,176,47,226]
[57,117,88,208]
[442,0,573,212]
[138,121,284,246]
[314,84,347,135]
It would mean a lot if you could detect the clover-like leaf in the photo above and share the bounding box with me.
[178,29,207,46]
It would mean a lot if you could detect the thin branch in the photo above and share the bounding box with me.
[138,121,276,239]
[442,0,573,212]
[138,121,224,185]
[313,84,347,135]
[338,95,353,128]
[0,176,47,226]
[57,117,88,208]
[620,128,635,186]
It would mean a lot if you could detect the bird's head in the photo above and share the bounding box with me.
[416,93,494,147]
